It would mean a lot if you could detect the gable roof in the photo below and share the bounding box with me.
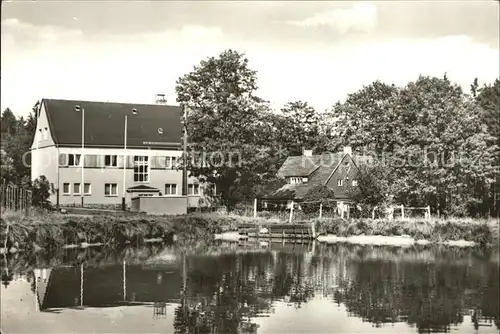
[263,152,361,201]
[42,99,182,149]
[277,153,344,178]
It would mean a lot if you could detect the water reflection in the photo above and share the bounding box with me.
[1,242,499,333]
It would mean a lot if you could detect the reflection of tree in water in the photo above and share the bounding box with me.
[332,257,499,333]
[1,269,13,287]
[173,251,318,333]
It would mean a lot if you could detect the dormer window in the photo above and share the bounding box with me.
[290,177,307,184]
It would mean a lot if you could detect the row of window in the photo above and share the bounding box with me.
[62,183,202,196]
[65,154,180,168]
[64,154,181,184]
[161,183,201,195]
[288,177,358,187]
[62,183,92,195]
[337,179,358,187]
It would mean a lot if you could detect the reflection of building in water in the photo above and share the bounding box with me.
[33,268,52,312]
[153,302,167,319]
[35,263,182,311]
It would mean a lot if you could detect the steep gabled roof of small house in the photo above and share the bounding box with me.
[264,152,346,200]
[276,153,344,178]
[42,99,182,149]
[276,155,322,177]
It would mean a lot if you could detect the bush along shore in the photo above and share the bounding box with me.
[1,210,498,252]
[0,211,244,253]
[312,217,498,248]
[212,215,498,248]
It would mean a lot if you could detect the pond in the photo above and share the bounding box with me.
[1,241,499,333]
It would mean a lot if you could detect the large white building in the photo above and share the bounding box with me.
[30,97,211,209]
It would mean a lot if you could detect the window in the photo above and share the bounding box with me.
[73,183,81,194]
[165,156,179,169]
[104,155,118,167]
[63,183,70,195]
[290,177,303,185]
[352,180,358,187]
[68,154,82,166]
[84,183,91,195]
[165,184,177,195]
[138,193,154,197]
[134,156,149,182]
[105,183,118,196]
[337,179,343,187]
[188,184,200,195]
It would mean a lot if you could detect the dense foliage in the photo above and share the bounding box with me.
[330,75,499,217]
[2,49,498,217]
[301,185,336,214]
[0,103,38,185]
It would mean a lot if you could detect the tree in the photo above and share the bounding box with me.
[346,162,393,217]
[0,102,39,184]
[274,101,322,156]
[0,149,15,185]
[475,79,500,216]
[301,184,336,214]
[331,81,400,154]
[30,175,52,209]
[176,49,276,209]
[332,75,498,216]
[0,108,18,138]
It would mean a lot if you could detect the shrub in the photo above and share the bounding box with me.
[301,185,336,214]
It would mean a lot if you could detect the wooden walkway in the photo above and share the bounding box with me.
[237,222,314,240]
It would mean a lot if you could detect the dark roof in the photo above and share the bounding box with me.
[277,155,321,177]
[263,183,310,200]
[276,153,344,178]
[42,99,182,149]
[127,185,160,193]
[263,152,352,201]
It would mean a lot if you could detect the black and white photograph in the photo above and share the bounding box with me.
[1,0,499,333]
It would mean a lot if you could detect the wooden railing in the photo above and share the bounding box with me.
[0,184,32,211]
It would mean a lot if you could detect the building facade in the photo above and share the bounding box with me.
[31,98,209,209]
[261,147,362,214]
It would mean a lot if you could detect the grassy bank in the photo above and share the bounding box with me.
[313,217,498,247]
[1,209,498,251]
[0,209,264,252]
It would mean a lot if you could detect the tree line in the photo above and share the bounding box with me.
[176,50,499,217]
[1,49,498,216]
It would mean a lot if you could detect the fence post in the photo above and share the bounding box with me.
[319,203,323,219]
[310,220,316,240]
[401,204,405,219]
[427,205,431,220]
[289,200,294,223]
[253,198,257,218]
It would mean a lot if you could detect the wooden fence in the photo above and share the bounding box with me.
[0,184,32,211]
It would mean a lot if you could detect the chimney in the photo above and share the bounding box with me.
[343,146,352,155]
[303,149,313,157]
[155,93,167,104]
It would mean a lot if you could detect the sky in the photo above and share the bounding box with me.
[1,0,499,117]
